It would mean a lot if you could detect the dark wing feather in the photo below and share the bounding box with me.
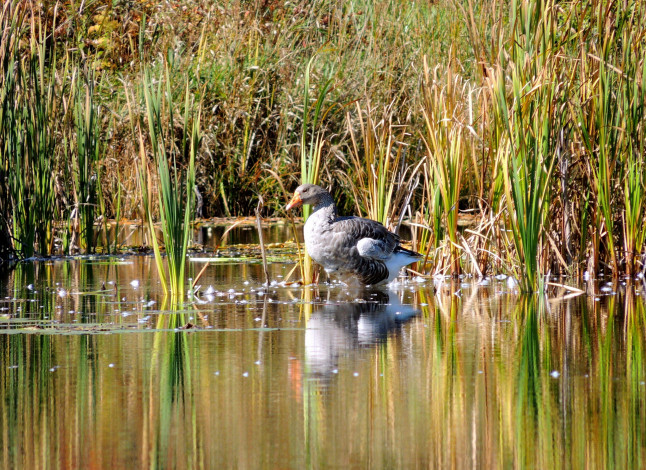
[355,259,389,285]
[330,216,399,284]
[331,216,399,254]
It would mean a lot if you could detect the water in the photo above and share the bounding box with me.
[103,219,296,251]
[0,248,645,468]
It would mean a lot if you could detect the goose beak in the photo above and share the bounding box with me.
[285,192,303,211]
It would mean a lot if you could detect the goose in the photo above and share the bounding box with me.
[285,184,422,285]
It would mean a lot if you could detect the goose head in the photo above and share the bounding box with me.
[285,184,333,211]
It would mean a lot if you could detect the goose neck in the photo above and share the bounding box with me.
[312,199,336,218]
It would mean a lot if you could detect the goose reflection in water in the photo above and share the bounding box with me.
[305,289,419,378]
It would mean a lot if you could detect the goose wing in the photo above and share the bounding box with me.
[331,216,400,258]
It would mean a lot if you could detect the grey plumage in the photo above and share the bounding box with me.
[286,184,422,285]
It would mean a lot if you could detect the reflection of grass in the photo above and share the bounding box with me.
[3,272,646,468]
[625,291,645,468]
[513,296,542,467]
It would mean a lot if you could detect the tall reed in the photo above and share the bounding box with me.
[493,0,559,291]
[297,55,334,284]
[0,0,644,278]
[138,60,201,297]
[622,52,646,276]
[344,100,420,232]
[0,2,20,256]
[411,164,443,274]
[421,59,468,276]
[71,68,101,253]
[1,4,58,257]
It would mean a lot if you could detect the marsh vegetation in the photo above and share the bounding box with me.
[2,0,646,292]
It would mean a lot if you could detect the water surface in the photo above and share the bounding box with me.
[0,253,645,469]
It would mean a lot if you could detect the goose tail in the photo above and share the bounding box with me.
[394,245,423,259]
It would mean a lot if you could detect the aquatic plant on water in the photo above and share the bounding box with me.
[494,0,559,292]
[296,54,334,284]
[70,67,101,254]
[1,4,57,257]
[138,59,201,296]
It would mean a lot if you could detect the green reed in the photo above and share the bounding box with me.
[411,165,442,273]
[619,21,646,277]
[570,1,646,277]
[579,47,621,275]
[421,60,468,276]
[139,60,201,297]
[493,0,559,292]
[71,68,101,253]
[297,55,333,284]
[0,2,19,255]
[1,4,58,257]
[299,55,333,217]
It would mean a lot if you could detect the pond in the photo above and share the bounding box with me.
[0,226,645,469]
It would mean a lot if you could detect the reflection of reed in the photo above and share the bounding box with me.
[145,301,197,469]
[624,289,646,469]
[512,296,545,468]
[1,269,646,468]
[303,287,419,466]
